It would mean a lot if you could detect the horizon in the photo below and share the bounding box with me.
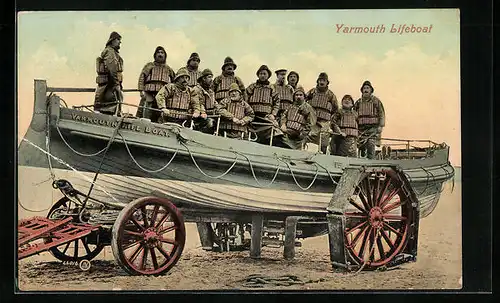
[17,9,461,166]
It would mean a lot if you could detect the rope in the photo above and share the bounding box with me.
[56,124,108,157]
[21,138,120,204]
[180,141,239,179]
[312,161,339,185]
[351,229,379,275]
[119,132,179,173]
[241,274,325,288]
[235,152,282,188]
[277,157,320,191]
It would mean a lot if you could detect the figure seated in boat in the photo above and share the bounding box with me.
[193,68,217,134]
[278,87,317,150]
[155,68,202,126]
[330,94,359,157]
[245,65,284,146]
[215,83,255,139]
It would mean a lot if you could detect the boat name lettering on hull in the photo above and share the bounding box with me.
[70,113,169,137]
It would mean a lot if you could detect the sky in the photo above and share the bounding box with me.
[16,9,461,165]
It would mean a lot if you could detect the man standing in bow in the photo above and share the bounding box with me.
[193,68,217,134]
[280,87,317,150]
[212,57,246,103]
[136,46,176,122]
[216,83,255,139]
[306,72,339,154]
[245,65,281,145]
[94,31,124,116]
[273,69,294,124]
[354,80,386,159]
[155,68,201,125]
[185,52,202,88]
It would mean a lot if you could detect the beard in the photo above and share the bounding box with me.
[155,56,166,64]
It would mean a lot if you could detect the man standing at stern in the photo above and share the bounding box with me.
[94,32,124,116]
[354,80,386,159]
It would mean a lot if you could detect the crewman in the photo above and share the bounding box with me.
[279,87,317,150]
[273,69,294,123]
[287,71,302,91]
[331,94,359,157]
[94,31,124,115]
[155,68,201,125]
[245,65,281,145]
[216,83,255,139]
[354,80,386,159]
[185,52,202,88]
[306,72,339,154]
[136,46,176,122]
[212,57,246,103]
[193,68,217,134]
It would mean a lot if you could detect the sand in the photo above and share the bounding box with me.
[17,181,461,291]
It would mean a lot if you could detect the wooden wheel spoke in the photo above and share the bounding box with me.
[383,214,407,222]
[348,197,368,214]
[130,216,146,231]
[123,239,143,251]
[376,232,386,259]
[368,228,376,262]
[380,187,400,209]
[383,199,404,213]
[73,240,79,259]
[159,224,178,235]
[364,178,373,208]
[160,237,178,246]
[140,206,149,229]
[380,229,395,251]
[82,239,92,255]
[155,213,171,229]
[377,177,391,206]
[346,220,367,234]
[129,243,144,263]
[156,244,171,261]
[383,222,403,237]
[124,229,143,238]
[344,212,367,219]
[150,205,160,227]
[350,224,369,247]
[372,177,380,208]
[140,247,149,270]
[61,242,71,254]
[150,248,159,270]
[358,227,372,259]
[356,185,371,211]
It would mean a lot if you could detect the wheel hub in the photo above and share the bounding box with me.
[143,228,160,248]
[369,207,384,229]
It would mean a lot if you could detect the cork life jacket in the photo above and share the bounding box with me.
[275,83,294,111]
[247,84,273,114]
[199,85,217,114]
[187,69,201,87]
[308,88,335,122]
[220,99,247,132]
[165,86,192,120]
[215,75,238,101]
[357,97,380,125]
[286,105,307,133]
[95,49,123,85]
[144,64,172,92]
[339,109,358,137]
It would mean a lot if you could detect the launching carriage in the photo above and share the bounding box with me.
[17,80,454,275]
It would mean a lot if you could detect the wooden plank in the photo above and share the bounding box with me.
[284,216,298,260]
[250,215,264,259]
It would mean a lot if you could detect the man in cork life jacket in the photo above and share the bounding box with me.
[215,83,255,139]
[279,87,317,150]
[273,69,294,124]
[212,57,246,103]
[287,71,303,92]
[185,52,202,88]
[354,80,386,159]
[193,68,217,134]
[136,46,176,122]
[94,31,124,115]
[331,95,359,157]
[245,65,282,145]
[306,72,339,154]
[155,68,201,125]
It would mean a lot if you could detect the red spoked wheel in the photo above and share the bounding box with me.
[111,197,185,276]
[344,170,414,269]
